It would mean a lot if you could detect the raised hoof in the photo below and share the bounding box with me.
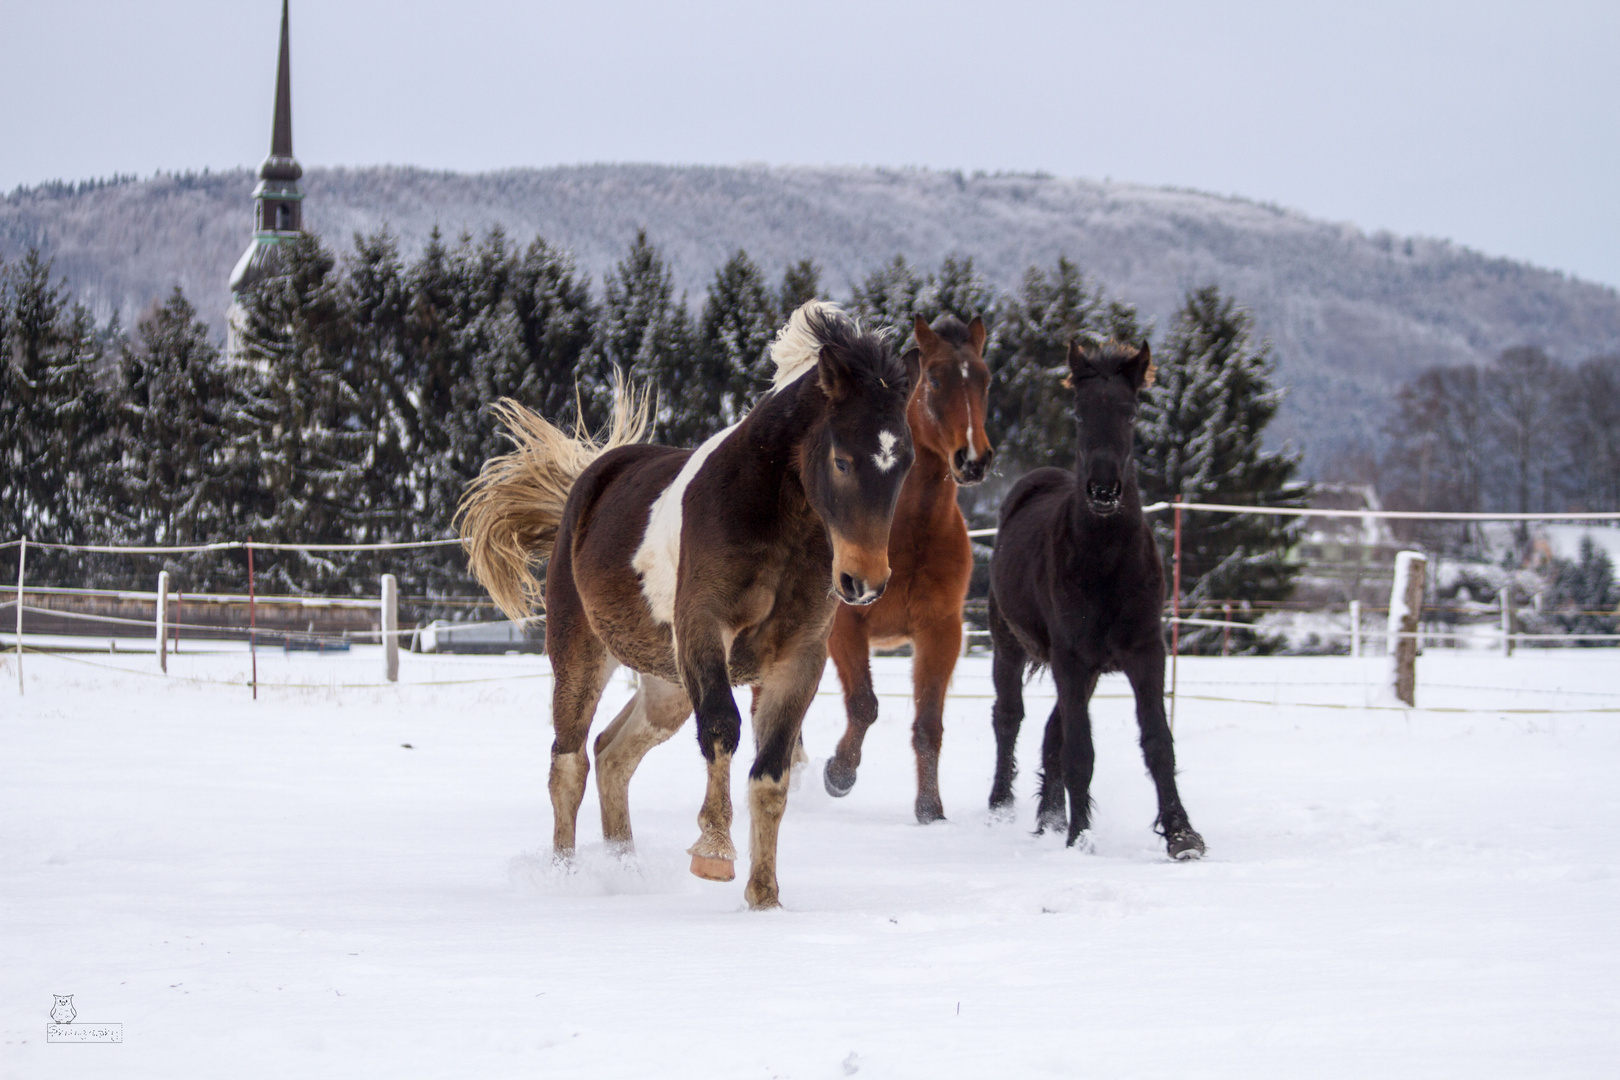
[823,758,857,798]
[1167,828,1206,861]
[689,854,736,881]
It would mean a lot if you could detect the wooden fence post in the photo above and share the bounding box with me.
[1387,551,1427,706]
[1500,583,1515,657]
[156,570,169,673]
[1170,496,1183,729]
[1349,599,1361,658]
[382,573,399,683]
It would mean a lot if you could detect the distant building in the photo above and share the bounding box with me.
[227,0,303,360]
[1290,483,1401,604]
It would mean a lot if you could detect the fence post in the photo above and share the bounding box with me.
[1387,551,1426,706]
[1500,583,1515,657]
[14,537,24,696]
[1170,496,1183,730]
[156,570,169,673]
[1349,599,1361,658]
[248,538,257,701]
[382,573,399,683]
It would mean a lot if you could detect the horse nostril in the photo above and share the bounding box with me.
[953,447,969,471]
[839,572,859,599]
[869,579,886,602]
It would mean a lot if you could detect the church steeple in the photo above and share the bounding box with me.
[230,0,304,297]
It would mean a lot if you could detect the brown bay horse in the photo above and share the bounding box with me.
[459,302,917,908]
[821,314,994,823]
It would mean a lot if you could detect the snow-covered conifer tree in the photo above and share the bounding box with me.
[1137,285,1309,652]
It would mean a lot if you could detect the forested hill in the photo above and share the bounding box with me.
[7,163,1620,468]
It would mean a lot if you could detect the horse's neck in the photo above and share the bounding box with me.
[728,375,818,525]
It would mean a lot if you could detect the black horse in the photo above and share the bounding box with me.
[985,338,1205,859]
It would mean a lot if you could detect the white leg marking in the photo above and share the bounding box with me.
[632,423,739,625]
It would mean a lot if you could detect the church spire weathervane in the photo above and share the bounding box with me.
[229,0,304,299]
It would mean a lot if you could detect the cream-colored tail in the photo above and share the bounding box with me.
[458,382,650,622]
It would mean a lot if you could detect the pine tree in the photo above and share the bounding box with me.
[599,230,695,444]
[115,288,238,586]
[779,259,821,318]
[986,256,1142,476]
[0,249,113,561]
[1542,536,1619,642]
[850,255,923,344]
[1137,285,1309,652]
[915,255,996,331]
[697,249,778,429]
[234,234,385,594]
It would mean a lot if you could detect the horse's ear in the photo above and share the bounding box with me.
[913,315,939,353]
[967,315,987,353]
[817,344,853,403]
[1067,338,1098,373]
[1123,341,1155,391]
[900,346,922,398]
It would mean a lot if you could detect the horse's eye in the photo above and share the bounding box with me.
[834,457,851,474]
[928,373,941,390]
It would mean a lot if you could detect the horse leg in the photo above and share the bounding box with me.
[824,608,876,797]
[593,673,691,851]
[908,614,960,824]
[1034,703,1066,834]
[547,630,616,859]
[1050,653,1099,848]
[987,592,1027,813]
[743,637,827,909]
[681,624,743,882]
[1120,648,1205,860]
[754,685,810,791]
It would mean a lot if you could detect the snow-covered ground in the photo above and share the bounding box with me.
[3,646,1617,1078]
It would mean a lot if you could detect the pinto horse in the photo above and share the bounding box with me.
[822,313,993,822]
[985,338,1204,859]
[459,302,917,908]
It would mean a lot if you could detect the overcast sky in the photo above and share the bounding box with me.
[5,0,1617,287]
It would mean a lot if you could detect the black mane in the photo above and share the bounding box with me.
[807,306,908,389]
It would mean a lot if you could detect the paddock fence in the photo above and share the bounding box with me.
[4,502,1618,711]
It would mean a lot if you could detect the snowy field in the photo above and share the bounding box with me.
[3,645,1618,1078]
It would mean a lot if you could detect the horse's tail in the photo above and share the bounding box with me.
[458,379,650,622]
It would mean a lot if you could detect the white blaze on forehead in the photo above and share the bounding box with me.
[632,423,740,626]
[873,429,900,473]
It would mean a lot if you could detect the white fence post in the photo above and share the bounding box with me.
[1349,599,1361,658]
[156,571,169,673]
[1500,583,1515,657]
[14,537,24,695]
[382,574,399,683]
[1387,551,1427,706]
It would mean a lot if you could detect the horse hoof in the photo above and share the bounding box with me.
[1167,829,1206,860]
[1035,808,1068,836]
[1064,830,1096,853]
[823,759,857,798]
[915,801,945,825]
[988,799,1017,824]
[690,854,736,881]
[744,882,781,910]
